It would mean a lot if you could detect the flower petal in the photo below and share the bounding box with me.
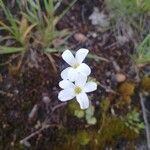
[61,67,71,79]
[77,63,91,76]
[59,80,75,89]
[84,82,97,93]
[75,73,87,87]
[58,89,75,101]
[76,92,89,109]
[67,68,77,82]
[75,48,89,63]
[62,50,76,66]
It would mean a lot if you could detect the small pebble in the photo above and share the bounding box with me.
[105,71,111,77]
[11,142,14,147]
[13,89,19,94]
[28,105,38,120]
[92,32,97,38]
[42,96,51,104]
[74,33,87,43]
[115,73,126,82]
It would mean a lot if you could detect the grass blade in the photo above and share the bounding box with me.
[0,46,24,54]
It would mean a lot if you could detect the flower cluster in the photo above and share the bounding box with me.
[58,48,97,109]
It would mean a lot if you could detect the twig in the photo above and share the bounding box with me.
[87,53,110,62]
[133,64,141,82]
[99,83,117,94]
[52,102,67,113]
[98,113,105,134]
[20,125,49,145]
[28,104,38,121]
[139,93,150,150]
[104,42,117,50]
[0,54,21,66]
[20,123,58,146]
[112,60,121,72]
[44,53,57,73]
[0,90,13,97]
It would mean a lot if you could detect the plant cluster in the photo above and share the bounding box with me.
[68,101,97,125]
[0,0,147,149]
[53,112,141,150]
[133,34,150,64]
[123,110,145,134]
[141,76,150,92]
[105,0,150,65]
[118,81,135,105]
[105,0,150,18]
[0,0,76,54]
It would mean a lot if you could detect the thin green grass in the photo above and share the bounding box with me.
[105,0,150,19]
[0,0,77,55]
[133,33,150,64]
[22,0,77,49]
[0,46,24,54]
[105,0,150,65]
[0,0,35,45]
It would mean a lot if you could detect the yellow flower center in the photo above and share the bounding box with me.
[73,63,79,69]
[74,86,82,94]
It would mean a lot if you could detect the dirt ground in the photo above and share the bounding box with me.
[0,0,149,150]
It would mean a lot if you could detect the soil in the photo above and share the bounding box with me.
[0,0,149,150]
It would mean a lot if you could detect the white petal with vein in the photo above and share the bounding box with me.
[62,50,76,66]
[75,48,89,63]
[67,68,77,82]
[84,82,97,93]
[59,80,75,89]
[76,92,89,109]
[58,89,75,101]
[77,63,91,76]
[75,73,87,87]
[61,67,71,79]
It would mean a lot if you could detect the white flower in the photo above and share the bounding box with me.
[58,74,97,109]
[61,48,91,81]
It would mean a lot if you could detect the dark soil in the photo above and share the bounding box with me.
[0,0,149,150]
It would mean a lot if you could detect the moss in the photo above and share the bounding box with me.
[67,101,97,125]
[118,82,135,96]
[141,76,150,92]
[99,117,125,141]
[76,131,91,145]
[120,95,132,106]
[54,134,80,150]
[92,116,138,149]
[8,63,19,76]
[100,98,110,112]
[53,115,139,150]
[118,81,135,105]
[67,101,81,115]
[13,144,30,150]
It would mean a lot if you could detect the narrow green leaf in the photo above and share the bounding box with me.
[0,46,24,54]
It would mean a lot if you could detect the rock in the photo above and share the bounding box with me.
[74,33,87,43]
[115,73,126,82]
[116,35,129,45]
[42,96,51,104]
[89,7,110,29]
